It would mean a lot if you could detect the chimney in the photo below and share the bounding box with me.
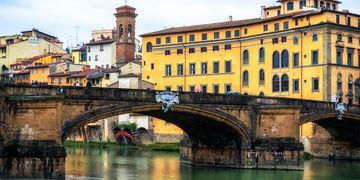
[261,6,266,19]
[342,10,349,13]
[229,16,233,22]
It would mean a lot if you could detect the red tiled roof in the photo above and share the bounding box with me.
[26,63,56,69]
[140,11,314,37]
[86,39,115,45]
[48,71,81,77]
[118,73,140,78]
[14,70,30,75]
[70,69,102,78]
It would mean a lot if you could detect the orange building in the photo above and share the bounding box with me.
[27,64,51,84]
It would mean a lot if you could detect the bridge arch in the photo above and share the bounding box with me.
[301,112,360,144]
[61,104,251,148]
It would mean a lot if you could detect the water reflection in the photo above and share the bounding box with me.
[66,147,360,180]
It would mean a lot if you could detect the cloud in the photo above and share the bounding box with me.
[0,0,358,48]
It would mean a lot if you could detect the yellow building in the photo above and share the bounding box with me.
[71,46,87,65]
[141,0,360,138]
[28,64,51,84]
[0,29,65,72]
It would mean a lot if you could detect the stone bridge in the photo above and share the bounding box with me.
[0,84,359,179]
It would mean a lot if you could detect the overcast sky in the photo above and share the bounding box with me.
[0,0,359,48]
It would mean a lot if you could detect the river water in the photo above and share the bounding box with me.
[65,146,360,180]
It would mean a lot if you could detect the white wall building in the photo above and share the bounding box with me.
[86,39,116,69]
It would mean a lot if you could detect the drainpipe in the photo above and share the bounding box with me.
[239,36,242,94]
[184,33,187,91]
[299,29,304,100]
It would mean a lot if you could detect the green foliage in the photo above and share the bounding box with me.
[303,152,313,160]
[1,65,8,72]
[114,123,138,132]
[142,143,180,152]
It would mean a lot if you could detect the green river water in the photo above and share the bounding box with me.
[65,146,360,180]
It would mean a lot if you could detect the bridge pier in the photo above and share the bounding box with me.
[307,138,360,160]
[0,141,66,179]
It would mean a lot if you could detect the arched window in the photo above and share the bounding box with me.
[259,48,265,62]
[243,71,249,86]
[320,1,324,8]
[281,50,289,68]
[348,36,353,44]
[273,51,280,68]
[259,69,265,85]
[273,75,280,92]
[146,42,153,52]
[243,50,249,64]
[259,92,265,97]
[293,36,299,45]
[119,24,124,38]
[127,24,133,38]
[300,0,306,9]
[287,2,294,10]
[281,74,289,92]
[326,3,330,10]
[337,34,342,42]
[313,34,318,41]
[332,4,336,11]
[314,0,319,8]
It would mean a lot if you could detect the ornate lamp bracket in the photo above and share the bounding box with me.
[335,102,347,120]
[156,91,179,113]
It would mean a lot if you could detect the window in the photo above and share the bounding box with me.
[201,85,207,93]
[281,36,287,43]
[263,25,268,32]
[313,34,318,42]
[178,36,183,43]
[226,31,231,38]
[213,62,219,74]
[300,0,306,9]
[177,64,183,75]
[202,33,207,41]
[165,50,171,56]
[332,4,336,11]
[293,37,299,45]
[201,47,207,53]
[348,52,353,66]
[312,78,319,92]
[358,19,360,29]
[244,28,248,34]
[326,3,330,10]
[259,69,265,85]
[189,48,195,54]
[336,48,343,65]
[287,2,294,10]
[178,86,183,92]
[243,71,249,86]
[213,45,219,52]
[214,32,220,39]
[146,42,152,52]
[225,84,232,93]
[337,34,342,42]
[234,30,240,37]
[190,63,196,75]
[273,51,280,68]
[88,47,91,52]
[336,15,340,24]
[165,86,171,91]
[281,50,289,68]
[348,36,353,44]
[156,38,161,44]
[281,74,289,92]
[314,0,318,8]
[293,53,299,67]
[66,78,70,84]
[312,50,319,65]
[277,10,281,16]
[58,78,62,84]
[89,56,91,61]
[165,65,171,76]
[273,38,279,44]
[100,44,104,51]
[260,39,264,45]
[105,74,110,80]
[295,19,299,26]
[95,55,98,61]
[201,63,208,74]
[243,50,249,64]
[51,77,54,84]
[166,37,171,44]
[213,85,219,94]
[259,48,265,62]
[189,34,195,42]
[293,79,299,92]
[284,22,289,30]
[190,86,195,92]
[274,23,280,31]
[273,75,280,92]
[151,63,154,70]
[347,17,351,26]
[225,44,231,51]
[177,49,183,54]
[225,61,231,73]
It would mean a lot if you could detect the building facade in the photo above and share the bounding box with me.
[141,0,360,138]
[86,39,116,69]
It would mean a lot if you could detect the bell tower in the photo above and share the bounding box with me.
[114,5,137,63]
